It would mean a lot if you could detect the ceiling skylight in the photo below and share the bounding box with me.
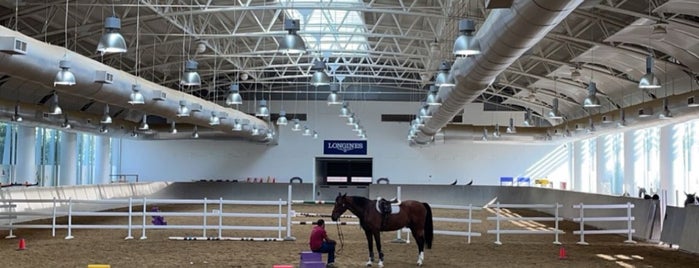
[279,0,369,54]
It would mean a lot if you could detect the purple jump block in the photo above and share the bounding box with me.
[300,251,322,262]
[300,261,326,268]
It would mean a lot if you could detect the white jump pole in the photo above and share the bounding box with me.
[65,198,74,240]
[553,202,561,245]
[218,197,223,239]
[392,186,407,243]
[140,197,147,240]
[285,184,296,241]
[202,197,208,238]
[125,197,134,240]
[50,197,56,238]
[494,202,501,245]
[624,202,636,244]
[467,204,473,244]
[576,202,587,245]
[278,198,283,239]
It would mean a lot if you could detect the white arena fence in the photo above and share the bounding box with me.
[0,197,291,242]
[573,202,635,245]
[486,202,564,245]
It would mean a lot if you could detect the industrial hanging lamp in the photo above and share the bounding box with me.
[128,84,145,105]
[225,83,243,105]
[453,19,481,56]
[278,19,306,54]
[96,16,127,55]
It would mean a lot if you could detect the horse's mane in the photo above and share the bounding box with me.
[351,196,371,208]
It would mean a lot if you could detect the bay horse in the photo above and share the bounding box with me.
[685,192,697,206]
[330,193,433,267]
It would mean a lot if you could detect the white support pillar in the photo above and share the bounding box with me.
[94,135,111,184]
[623,129,636,197]
[572,140,583,192]
[659,125,674,202]
[595,136,606,194]
[59,132,78,186]
[16,126,36,184]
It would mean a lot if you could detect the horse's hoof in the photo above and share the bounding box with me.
[378,261,384,267]
[366,261,372,267]
[417,261,423,266]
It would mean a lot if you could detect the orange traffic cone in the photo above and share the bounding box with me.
[558,247,567,260]
[17,238,26,250]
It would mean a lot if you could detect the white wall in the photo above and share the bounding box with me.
[117,101,558,185]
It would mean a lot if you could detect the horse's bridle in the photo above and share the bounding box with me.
[334,220,345,255]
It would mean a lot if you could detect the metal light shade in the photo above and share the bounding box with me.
[100,104,112,124]
[638,107,652,118]
[426,85,441,106]
[170,122,177,134]
[327,90,343,105]
[48,93,62,115]
[506,117,516,133]
[547,98,563,119]
[639,56,661,89]
[97,17,127,54]
[225,84,243,105]
[192,126,199,139]
[128,84,145,105]
[278,19,306,54]
[61,115,71,129]
[291,119,302,131]
[346,114,356,125]
[232,119,243,131]
[177,100,190,117]
[138,114,149,130]
[570,69,582,81]
[659,99,672,119]
[453,19,481,56]
[312,131,319,139]
[582,82,601,108]
[255,99,270,118]
[523,109,532,126]
[339,102,351,117]
[54,60,76,86]
[617,109,627,128]
[359,133,367,140]
[434,61,455,87]
[276,110,288,126]
[99,125,108,133]
[302,126,312,136]
[311,71,331,86]
[11,104,22,122]
[251,125,261,136]
[180,60,202,86]
[209,111,220,126]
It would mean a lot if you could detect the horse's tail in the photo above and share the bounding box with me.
[422,202,433,249]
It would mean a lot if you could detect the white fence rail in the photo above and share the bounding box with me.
[572,202,635,245]
[486,202,563,245]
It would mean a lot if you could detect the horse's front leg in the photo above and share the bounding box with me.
[373,231,384,267]
[364,229,374,266]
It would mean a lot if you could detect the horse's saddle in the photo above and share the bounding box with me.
[376,197,401,214]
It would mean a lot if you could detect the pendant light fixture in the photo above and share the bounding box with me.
[582,82,601,108]
[170,121,178,134]
[47,92,62,115]
[327,83,343,105]
[192,125,199,139]
[639,55,661,89]
[276,110,289,126]
[506,117,516,133]
[548,77,563,119]
[96,14,127,55]
[426,85,441,106]
[255,99,270,118]
[100,104,112,124]
[180,60,202,86]
[61,114,71,129]
[310,60,331,86]
[208,111,221,126]
[177,100,190,117]
[278,19,306,54]
[453,19,481,56]
[11,103,22,122]
[128,84,145,105]
[232,119,243,131]
[339,102,351,117]
[54,0,75,87]
[138,114,149,130]
[225,83,243,105]
[291,118,302,132]
[434,61,455,87]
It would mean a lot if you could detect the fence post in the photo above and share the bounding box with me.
[202,197,208,238]
[624,202,636,244]
[576,202,588,245]
[392,186,407,243]
[50,198,56,238]
[468,204,473,244]
[65,198,74,240]
[494,202,502,245]
[278,198,283,239]
[553,202,561,245]
[218,197,223,239]
[125,197,134,240]
[285,184,296,241]
[140,197,147,240]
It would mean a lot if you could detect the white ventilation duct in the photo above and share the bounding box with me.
[0,25,271,142]
[414,0,584,144]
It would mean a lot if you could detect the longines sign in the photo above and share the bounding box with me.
[323,140,367,155]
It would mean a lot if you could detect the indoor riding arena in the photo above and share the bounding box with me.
[1,0,699,267]
[1,183,698,267]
